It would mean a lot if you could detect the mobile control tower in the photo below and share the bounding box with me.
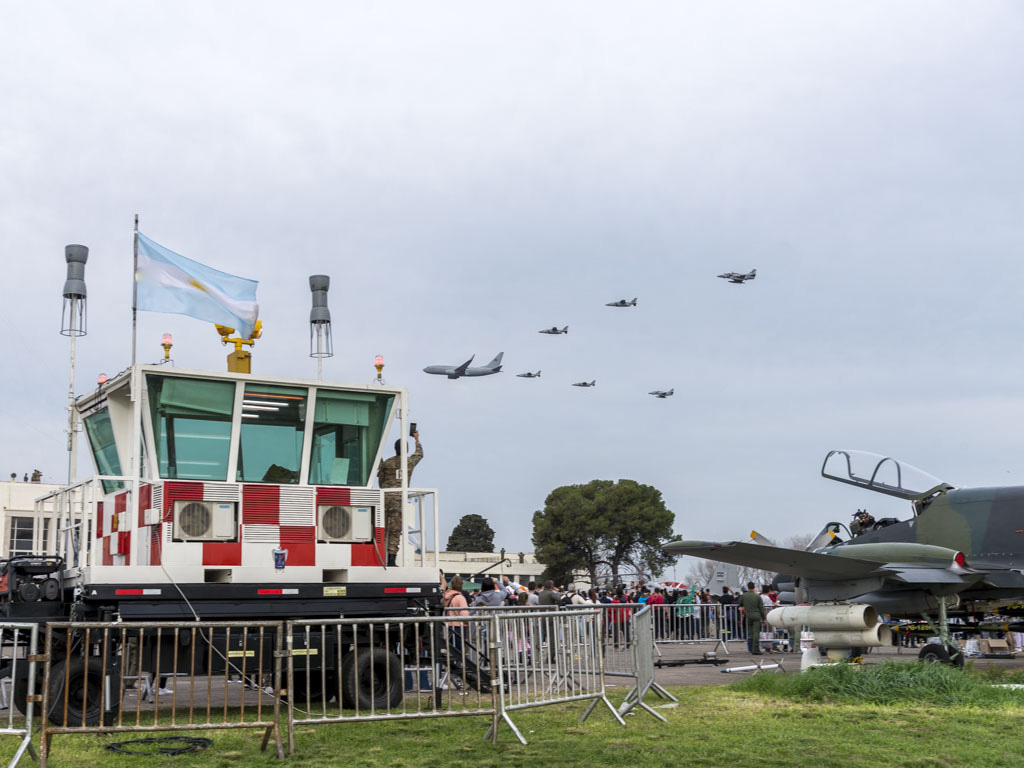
[12,364,439,623]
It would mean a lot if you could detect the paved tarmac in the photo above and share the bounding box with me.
[627,640,1024,689]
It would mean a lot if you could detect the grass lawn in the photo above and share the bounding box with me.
[9,666,1024,767]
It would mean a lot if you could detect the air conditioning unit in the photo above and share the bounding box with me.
[318,505,373,543]
[173,500,237,542]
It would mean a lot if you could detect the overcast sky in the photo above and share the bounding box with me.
[2,2,1023,573]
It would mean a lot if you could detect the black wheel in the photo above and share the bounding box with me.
[341,648,403,710]
[918,643,950,664]
[13,672,42,717]
[47,657,119,726]
[289,668,338,705]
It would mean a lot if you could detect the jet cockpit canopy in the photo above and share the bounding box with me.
[821,450,953,501]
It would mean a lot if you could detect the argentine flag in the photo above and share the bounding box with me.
[136,233,259,338]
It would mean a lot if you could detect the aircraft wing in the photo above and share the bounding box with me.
[454,356,475,376]
[664,540,890,580]
[885,566,983,586]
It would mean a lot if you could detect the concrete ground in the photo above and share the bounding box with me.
[627,639,1024,689]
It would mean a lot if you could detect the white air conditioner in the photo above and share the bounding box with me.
[318,505,373,543]
[173,500,237,542]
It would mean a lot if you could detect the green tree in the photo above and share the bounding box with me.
[531,479,674,586]
[446,514,495,552]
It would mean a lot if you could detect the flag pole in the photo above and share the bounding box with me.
[132,214,139,366]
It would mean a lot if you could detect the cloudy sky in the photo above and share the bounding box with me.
[2,3,1023,571]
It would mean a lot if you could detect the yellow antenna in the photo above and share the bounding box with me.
[216,321,263,373]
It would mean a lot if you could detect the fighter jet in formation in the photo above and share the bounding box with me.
[572,380,596,387]
[539,326,569,335]
[423,353,504,379]
[606,298,638,307]
[717,269,756,284]
[649,388,674,398]
[516,371,541,378]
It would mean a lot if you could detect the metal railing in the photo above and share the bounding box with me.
[0,623,40,768]
[616,607,676,721]
[285,614,497,754]
[286,608,623,749]
[38,620,284,767]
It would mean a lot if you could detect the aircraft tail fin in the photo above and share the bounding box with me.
[668,388,674,395]
[563,326,569,333]
[749,269,757,279]
[631,298,637,305]
[536,371,541,377]
[485,352,504,369]
[590,380,596,386]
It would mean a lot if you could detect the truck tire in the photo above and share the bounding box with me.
[47,657,119,726]
[340,648,403,710]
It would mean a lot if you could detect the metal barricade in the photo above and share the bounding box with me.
[617,607,676,721]
[593,603,640,678]
[489,608,623,744]
[0,623,39,767]
[38,620,285,767]
[285,614,498,754]
[649,602,735,649]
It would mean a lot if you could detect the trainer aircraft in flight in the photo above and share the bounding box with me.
[717,269,756,284]
[539,326,569,335]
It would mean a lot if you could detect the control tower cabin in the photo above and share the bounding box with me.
[30,364,439,622]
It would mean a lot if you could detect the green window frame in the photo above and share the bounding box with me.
[309,389,394,487]
[236,384,308,484]
[147,375,235,481]
[83,408,125,493]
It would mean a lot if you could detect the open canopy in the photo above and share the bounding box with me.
[821,450,953,501]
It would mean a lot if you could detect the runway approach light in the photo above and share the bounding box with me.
[61,245,88,337]
[375,354,385,385]
[161,333,173,363]
[309,275,333,380]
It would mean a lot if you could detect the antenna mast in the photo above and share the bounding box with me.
[61,245,88,485]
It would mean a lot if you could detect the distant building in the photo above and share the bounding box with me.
[439,550,545,587]
[0,480,63,558]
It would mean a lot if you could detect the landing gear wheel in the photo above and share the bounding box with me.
[918,643,951,664]
[341,648,403,710]
[47,657,119,726]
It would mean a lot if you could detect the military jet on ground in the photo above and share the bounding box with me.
[649,389,674,398]
[572,380,596,387]
[606,298,637,307]
[717,269,756,284]
[539,326,569,335]
[664,449,1024,666]
[423,353,503,379]
[516,371,541,378]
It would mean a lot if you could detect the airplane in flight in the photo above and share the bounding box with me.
[572,380,596,387]
[539,326,569,335]
[606,298,637,307]
[649,389,674,398]
[717,269,756,284]
[516,371,541,378]
[423,353,503,379]
[665,449,1024,666]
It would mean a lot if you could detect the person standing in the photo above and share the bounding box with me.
[737,582,765,655]
[377,429,423,567]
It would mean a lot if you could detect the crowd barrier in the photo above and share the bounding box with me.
[12,602,709,763]
[0,623,39,768]
[38,620,284,767]
[616,607,676,721]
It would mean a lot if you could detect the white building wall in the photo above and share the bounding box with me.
[0,481,64,558]
[438,550,546,586]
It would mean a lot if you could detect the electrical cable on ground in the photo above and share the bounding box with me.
[104,736,212,756]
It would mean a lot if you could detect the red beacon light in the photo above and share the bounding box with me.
[374,355,385,384]
[954,551,967,568]
[97,373,108,385]
[161,333,173,362]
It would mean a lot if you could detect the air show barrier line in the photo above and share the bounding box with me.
[0,623,40,768]
[38,620,285,768]
[617,606,677,721]
[486,608,624,744]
